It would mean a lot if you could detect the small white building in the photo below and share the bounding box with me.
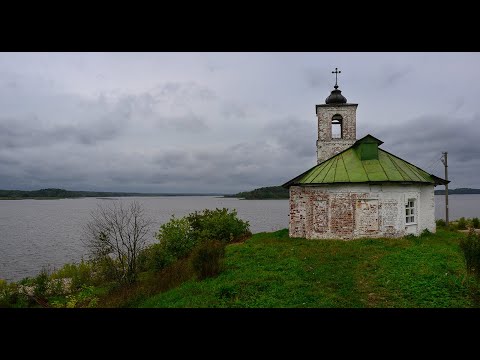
[282,75,447,240]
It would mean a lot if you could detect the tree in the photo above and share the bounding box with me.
[82,201,152,284]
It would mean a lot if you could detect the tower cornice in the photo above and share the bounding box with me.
[316,103,358,113]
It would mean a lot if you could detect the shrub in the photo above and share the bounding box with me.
[472,217,480,229]
[52,260,96,291]
[138,243,174,272]
[51,285,99,308]
[186,208,251,243]
[156,216,197,260]
[459,229,480,278]
[436,219,446,228]
[0,279,7,294]
[33,266,52,298]
[153,209,250,272]
[0,279,10,307]
[191,240,226,280]
[0,282,28,308]
[457,217,468,230]
[95,256,120,283]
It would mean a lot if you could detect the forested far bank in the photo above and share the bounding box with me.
[0,188,223,199]
[225,186,480,199]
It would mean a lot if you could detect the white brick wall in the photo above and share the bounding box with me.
[289,183,436,240]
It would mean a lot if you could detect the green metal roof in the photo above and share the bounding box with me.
[283,134,448,187]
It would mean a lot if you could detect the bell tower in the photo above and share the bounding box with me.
[316,68,358,164]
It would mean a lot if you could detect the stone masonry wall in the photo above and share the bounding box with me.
[289,184,436,240]
[316,104,358,163]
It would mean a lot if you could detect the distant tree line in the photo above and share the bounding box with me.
[434,188,480,195]
[225,186,289,199]
[0,188,145,199]
[226,186,480,199]
[0,188,223,199]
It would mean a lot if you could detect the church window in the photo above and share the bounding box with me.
[332,114,343,139]
[405,199,416,224]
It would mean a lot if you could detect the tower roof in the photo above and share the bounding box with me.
[325,67,347,104]
[282,135,449,187]
[325,88,347,104]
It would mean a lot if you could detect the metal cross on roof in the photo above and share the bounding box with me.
[332,67,341,89]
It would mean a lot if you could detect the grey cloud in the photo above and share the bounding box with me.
[304,68,330,88]
[221,102,247,119]
[150,82,217,104]
[452,97,465,113]
[153,150,191,168]
[0,112,123,149]
[382,66,413,87]
[1,53,479,193]
[373,113,480,186]
[22,163,89,183]
[164,114,209,132]
[262,117,317,159]
[0,156,19,166]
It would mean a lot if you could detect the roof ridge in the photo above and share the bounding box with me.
[340,153,351,182]
[385,152,409,181]
[333,156,342,182]
[375,155,389,180]
[379,148,439,179]
[302,158,331,183]
[404,162,430,182]
[319,157,337,183]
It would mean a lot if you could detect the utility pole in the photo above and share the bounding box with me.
[441,152,449,226]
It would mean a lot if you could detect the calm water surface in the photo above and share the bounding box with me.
[0,196,288,281]
[1,194,479,282]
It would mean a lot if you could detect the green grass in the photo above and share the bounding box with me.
[139,228,479,308]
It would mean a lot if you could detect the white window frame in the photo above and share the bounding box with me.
[405,199,416,225]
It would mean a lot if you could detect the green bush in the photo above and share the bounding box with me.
[191,240,226,280]
[0,282,28,308]
[51,285,99,308]
[0,279,10,307]
[151,209,250,273]
[52,260,96,290]
[186,208,251,243]
[156,216,197,260]
[138,243,175,272]
[33,266,51,298]
[95,256,120,283]
[472,217,480,229]
[457,217,468,230]
[459,230,480,278]
[436,219,446,228]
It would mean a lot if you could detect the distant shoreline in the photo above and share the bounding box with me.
[0,188,225,200]
[0,195,226,200]
[225,186,480,200]
[2,187,480,201]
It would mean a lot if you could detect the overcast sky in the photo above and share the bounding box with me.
[0,52,479,193]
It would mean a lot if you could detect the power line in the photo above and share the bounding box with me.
[421,154,443,170]
[424,157,443,172]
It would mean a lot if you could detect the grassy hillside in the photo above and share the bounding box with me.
[225,186,289,199]
[139,229,478,308]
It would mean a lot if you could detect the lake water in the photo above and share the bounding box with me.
[1,194,479,282]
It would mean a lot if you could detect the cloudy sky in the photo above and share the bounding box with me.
[0,52,478,193]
